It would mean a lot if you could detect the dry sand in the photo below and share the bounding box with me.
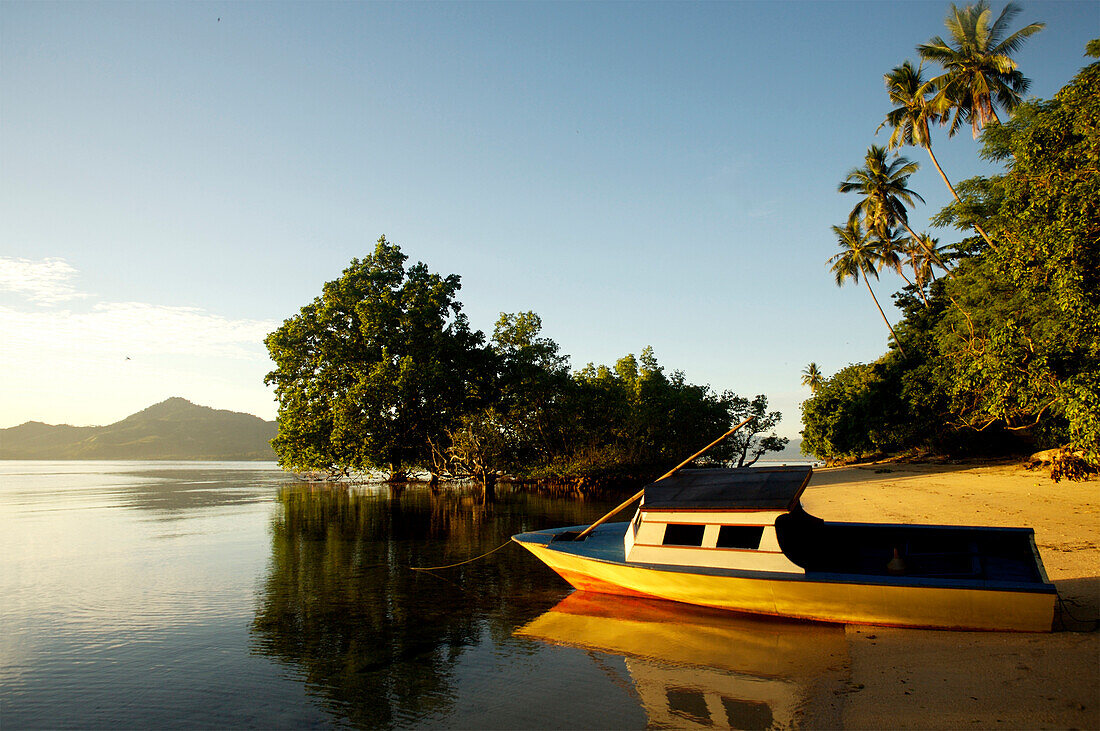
[799,461,1099,729]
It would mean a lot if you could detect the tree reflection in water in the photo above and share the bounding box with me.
[251,482,611,728]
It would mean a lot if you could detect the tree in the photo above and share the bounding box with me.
[800,364,883,462]
[879,60,997,250]
[725,394,789,468]
[828,220,907,358]
[875,226,920,291]
[431,312,571,483]
[487,311,571,462]
[550,348,778,480]
[572,348,735,469]
[434,408,512,488]
[839,146,945,269]
[809,53,1099,472]
[880,61,944,166]
[930,57,1099,463]
[896,231,952,309]
[801,363,824,392]
[264,236,488,479]
[918,1,1045,139]
[907,233,950,289]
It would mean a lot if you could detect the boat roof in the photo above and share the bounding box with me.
[642,466,812,511]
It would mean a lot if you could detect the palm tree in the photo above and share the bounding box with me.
[909,233,951,283]
[878,60,997,251]
[828,220,907,358]
[879,61,941,152]
[875,226,917,287]
[908,233,956,305]
[918,1,1045,139]
[801,363,824,393]
[839,146,946,271]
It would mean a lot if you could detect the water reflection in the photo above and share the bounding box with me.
[0,461,287,519]
[114,466,288,515]
[516,592,849,729]
[250,482,611,728]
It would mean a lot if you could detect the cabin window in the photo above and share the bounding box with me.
[662,523,705,546]
[667,688,710,725]
[722,697,774,730]
[717,525,764,550]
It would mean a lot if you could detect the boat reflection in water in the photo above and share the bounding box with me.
[516,591,848,730]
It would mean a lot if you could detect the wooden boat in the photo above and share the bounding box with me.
[512,465,1057,631]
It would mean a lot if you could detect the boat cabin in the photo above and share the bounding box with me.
[625,466,1050,588]
[625,467,812,574]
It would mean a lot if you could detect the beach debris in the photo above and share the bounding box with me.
[1026,448,1097,482]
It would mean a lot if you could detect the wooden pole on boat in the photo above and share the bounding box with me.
[570,416,754,541]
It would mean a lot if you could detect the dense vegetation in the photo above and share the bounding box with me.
[802,3,1098,477]
[265,239,786,482]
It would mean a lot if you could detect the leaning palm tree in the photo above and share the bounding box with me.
[880,61,942,152]
[839,146,946,271]
[908,233,958,309]
[918,1,1045,139]
[801,363,824,393]
[909,233,951,284]
[828,220,907,358]
[878,60,997,251]
[875,226,918,288]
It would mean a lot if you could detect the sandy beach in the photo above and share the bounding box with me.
[799,461,1099,729]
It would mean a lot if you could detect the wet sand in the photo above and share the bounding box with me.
[800,462,1099,729]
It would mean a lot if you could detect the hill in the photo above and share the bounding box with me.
[0,398,277,460]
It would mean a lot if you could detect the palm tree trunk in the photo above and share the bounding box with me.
[862,270,907,358]
[900,220,953,275]
[924,145,999,253]
[910,264,931,308]
[895,262,931,307]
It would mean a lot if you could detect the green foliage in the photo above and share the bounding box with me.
[266,249,790,482]
[560,348,735,477]
[800,364,883,462]
[264,236,488,477]
[839,145,925,241]
[933,60,1100,461]
[433,312,572,481]
[726,395,789,467]
[828,219,907,357]
[518,346,789,480]
[801,363,824,392]
[918,1,1045,138]
[880,61,942,151]
[805,56,1100,469]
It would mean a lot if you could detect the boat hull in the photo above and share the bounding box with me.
[513,525,1056,632]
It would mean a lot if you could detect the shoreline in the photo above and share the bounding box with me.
[800,461,1098,729]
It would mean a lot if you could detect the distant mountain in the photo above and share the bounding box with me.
[0,398,277,460]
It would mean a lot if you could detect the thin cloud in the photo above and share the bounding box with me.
[0,258,280,427]
[1,302,275,361]
[0,257,276,359]
[0,257,89,305]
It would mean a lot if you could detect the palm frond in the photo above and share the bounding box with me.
[919,0,1043,137]
[987,2,1022,46]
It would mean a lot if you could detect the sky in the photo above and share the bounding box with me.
[2,1,1096,437]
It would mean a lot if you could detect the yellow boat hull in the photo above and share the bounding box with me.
[515,537,1056,632]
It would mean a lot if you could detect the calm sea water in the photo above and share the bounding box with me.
[1,462,844,729]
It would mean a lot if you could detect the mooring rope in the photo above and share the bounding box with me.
[410,539,516,571]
